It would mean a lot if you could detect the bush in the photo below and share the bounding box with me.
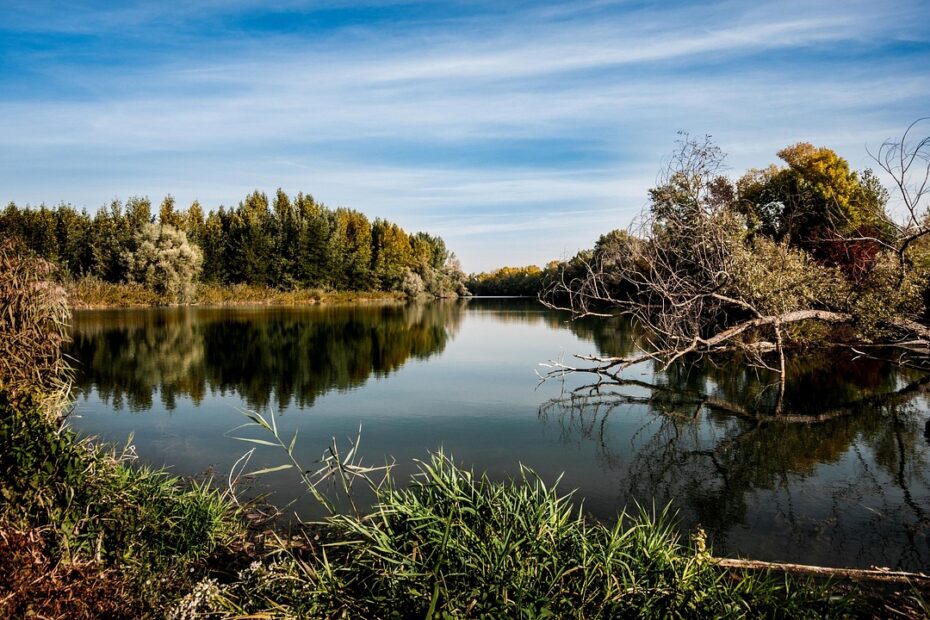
[0,398,240,614]
[401,269,425,297]
[0,399,238,568]
[125,223,203,303]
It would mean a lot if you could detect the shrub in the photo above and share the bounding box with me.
[125,223,203,303]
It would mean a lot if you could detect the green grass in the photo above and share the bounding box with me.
[189,452,854,619]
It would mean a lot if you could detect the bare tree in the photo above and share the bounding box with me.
[870,118,930,271]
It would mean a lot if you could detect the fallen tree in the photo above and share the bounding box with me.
[541,122,930,414]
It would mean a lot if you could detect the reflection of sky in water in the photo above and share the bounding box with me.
[67,300,930,571]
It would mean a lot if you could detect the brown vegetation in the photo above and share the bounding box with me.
[0,238,71,417]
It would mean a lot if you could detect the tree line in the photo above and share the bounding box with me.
[0,190,468,300]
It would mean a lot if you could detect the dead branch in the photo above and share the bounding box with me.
[713,557,930,586]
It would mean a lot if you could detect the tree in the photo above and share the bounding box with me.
[271,188,299,288]
[330,209,373,290]
[542,126,930,415]
[0,189,461,295]
[371,219,412,290]
[124,223,203,303]
[294,193,331,288]
[199,209,227,283]
[737,143,893,258]
[158,195,186,229]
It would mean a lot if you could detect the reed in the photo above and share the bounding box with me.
[193,434,854,619]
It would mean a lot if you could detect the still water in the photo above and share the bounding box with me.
[66,298,930,571]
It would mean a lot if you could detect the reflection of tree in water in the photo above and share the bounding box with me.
[68,309,206,410]
[539,346,930,570]
[68,302,464,412]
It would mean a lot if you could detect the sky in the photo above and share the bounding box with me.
[1,1,928,272]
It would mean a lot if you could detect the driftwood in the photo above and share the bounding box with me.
[713,557,930,586]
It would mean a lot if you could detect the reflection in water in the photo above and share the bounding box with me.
[66,299,930,571]
[539,345,930,569]
[69,303,463,411]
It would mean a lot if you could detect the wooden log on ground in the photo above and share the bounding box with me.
[713,557,930,585]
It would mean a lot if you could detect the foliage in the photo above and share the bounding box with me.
[0,398,241,616]
[727,234,850,317]
[1,189,466,298]
[0,238,71,417]
[401,268,426,296]
[847,250,927,340]
[468,265,546,296]
[0,250,241,616]
[124,223,203,303]
[0,400,237,570]
[544,128,930,376]
[736,143,893,263]
[191,453,851,619]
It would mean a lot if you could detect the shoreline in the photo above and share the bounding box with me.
[65,280,411,310]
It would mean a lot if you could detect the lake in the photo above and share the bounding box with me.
[65,298,930,571]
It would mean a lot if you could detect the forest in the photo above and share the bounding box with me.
[0,189,467,302]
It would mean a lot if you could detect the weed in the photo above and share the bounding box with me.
[201,448,854,619]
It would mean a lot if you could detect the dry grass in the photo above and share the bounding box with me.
[196,283,404,306]
[0,238,71,417]
[68,276,162,308]
[0,527,135,619]
[67,279,406,308]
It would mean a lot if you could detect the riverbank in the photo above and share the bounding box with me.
[4,251,927,617]
[66,278,408,309]
[4,412,928,618]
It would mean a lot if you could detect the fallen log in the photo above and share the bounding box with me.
[713,557,930,585]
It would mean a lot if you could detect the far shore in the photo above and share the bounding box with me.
[66,280,411,310]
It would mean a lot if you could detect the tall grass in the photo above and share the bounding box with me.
[191,448,852,619]
[0,238,71,417]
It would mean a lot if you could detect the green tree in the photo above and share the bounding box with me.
[371,219,412,290]
[271,189,299,288]
[124,223,203,303]
[294,193,331,288]
[158,195,186,229]
[330,209,373,290]
[738,143,891,244]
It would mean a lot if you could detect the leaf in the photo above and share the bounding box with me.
[230,436,279,447]
[246,464,294,476]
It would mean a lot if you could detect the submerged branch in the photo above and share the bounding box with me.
[539,364,930,425]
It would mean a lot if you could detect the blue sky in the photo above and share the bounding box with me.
[2,1,928,271]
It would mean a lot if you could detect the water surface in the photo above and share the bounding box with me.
[66,299,930,571]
